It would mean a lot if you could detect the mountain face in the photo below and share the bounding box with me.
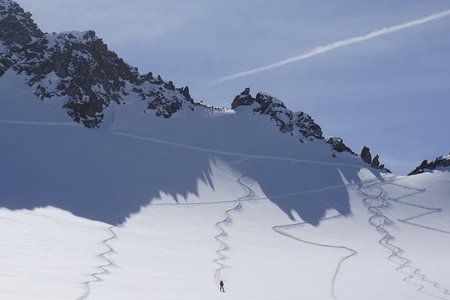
[2,2,450,300]
[0,0,205,127]
[0,0,391,172]
[409,153,450,175]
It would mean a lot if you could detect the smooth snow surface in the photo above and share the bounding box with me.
[1,72,450,299]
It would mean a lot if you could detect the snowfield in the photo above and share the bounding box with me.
[1,71,450,300]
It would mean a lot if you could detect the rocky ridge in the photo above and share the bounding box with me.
[0,0,205,127]
[1,0,392,172]
[409,153,450,175]
[231,88,323,140]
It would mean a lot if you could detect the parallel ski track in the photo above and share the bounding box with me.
[76,226,117,300]
[381,180,450,298]
[272,216,357,299]
[359,180,450,300]
[213,176,254,283]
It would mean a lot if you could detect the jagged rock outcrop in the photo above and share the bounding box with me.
[231,88,323,139]
[408,153,450,175]
[359,146,390,173]
[0,0,205,127]
[325,137,355,154]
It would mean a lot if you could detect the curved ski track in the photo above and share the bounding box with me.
[76,226,117,300]
[359,180,450,300]
[272,216,357,300]
[213,176,254,283]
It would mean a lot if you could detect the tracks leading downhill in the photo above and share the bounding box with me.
[213,176,254,284]
[359,179,450,300]
[76,226,117,300]
[272,216,357,300]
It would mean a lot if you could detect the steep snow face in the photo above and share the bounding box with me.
[0,70,368,225]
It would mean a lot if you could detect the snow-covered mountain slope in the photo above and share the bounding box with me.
[1,1,450,299]
[1,165,449,300]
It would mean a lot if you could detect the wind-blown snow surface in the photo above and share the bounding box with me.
[1,73,450,299]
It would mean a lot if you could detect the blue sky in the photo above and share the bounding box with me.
[15,0,450,174]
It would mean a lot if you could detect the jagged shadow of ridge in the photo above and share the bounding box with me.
[0,123,384,227]
[0,124,214,225]
[231,158,383,226]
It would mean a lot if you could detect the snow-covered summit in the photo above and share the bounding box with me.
[409,153,450,175]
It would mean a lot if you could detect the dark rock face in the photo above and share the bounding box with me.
[409,153,450,175]
[231,88,323,139]
[0,1,206,127]
[361,146,372,164]
[0,1,43,47]
[371,154,380,168]
[231,87,254,109]
[359,146,390,173]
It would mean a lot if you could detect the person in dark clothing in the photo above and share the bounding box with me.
[219,280,225,292]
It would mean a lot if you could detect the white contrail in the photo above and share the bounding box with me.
[212,9,450,84]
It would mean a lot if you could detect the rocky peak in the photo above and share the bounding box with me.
[0,0,208,127]
[0,0,43,47]
[231,88,323,139]
[231,87,253,109]
[408,153,450,175]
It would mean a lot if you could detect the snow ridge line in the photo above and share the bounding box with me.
[272,215,357,300]
[359,181,450,300]
[213,176,254,284]
[76,226,117,300]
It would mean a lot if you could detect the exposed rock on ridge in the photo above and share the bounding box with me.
[231,88,323,139]
[0,0,205,127]
[360,146,390,173]
[409,153,450,175]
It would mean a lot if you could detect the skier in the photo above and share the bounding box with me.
[219,280,225,293]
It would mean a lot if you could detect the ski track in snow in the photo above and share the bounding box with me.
[384,181,450,235]
[359,179,450,300]
[272,216,358,300]
[0,119,77,126]
[8,119,450,298]
[213,176,254,284]
[76,226,117,300]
